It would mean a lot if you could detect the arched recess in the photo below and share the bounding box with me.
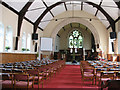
[51,18,100,52]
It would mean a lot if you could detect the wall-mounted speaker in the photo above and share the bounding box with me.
[111,42,114,52]
[32,33,38,40]
[35,43,37,52]
[14,37,18,50]
[110,32,116,39]
[97,44,99,48]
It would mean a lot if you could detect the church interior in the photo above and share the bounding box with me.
[0,0,120,89]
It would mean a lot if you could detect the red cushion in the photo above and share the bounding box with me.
[84,73,94,77]
[15,81,33,88]
[101,78,112,81]
[2,80,13,88]
[34,76,42,80]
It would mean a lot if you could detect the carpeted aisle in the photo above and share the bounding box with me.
[34,65,99,89]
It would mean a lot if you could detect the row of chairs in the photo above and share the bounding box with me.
[80,61,95,84]
[1,60,65,89]
[1,59,55,68]
[1,73,34,88]
[80,61,120,89]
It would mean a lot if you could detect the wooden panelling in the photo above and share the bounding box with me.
[107,54,120,62]
[0,53,37,64]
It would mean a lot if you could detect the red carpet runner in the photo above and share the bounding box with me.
[34,65,99,89]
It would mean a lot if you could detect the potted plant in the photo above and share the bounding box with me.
[26,49,30,51]
[22,48,26,51]
[5,46,10,51]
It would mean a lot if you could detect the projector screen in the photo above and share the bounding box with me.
[40,37,53,51]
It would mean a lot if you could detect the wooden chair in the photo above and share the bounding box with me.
[1,73,13,88]
[13,73,34,89]
[116,71,120,80]
[101,80,120,90]
[99,71,115,88]
[26,69,43,88]
[37,66,50,80]
[81,65,95,85]
[95,68,107,85]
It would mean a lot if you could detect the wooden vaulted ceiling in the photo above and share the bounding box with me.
[1,0,120,34]
[58,23,91,37]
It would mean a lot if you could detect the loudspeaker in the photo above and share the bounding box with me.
[32,33,38,40]
[35,43,37,52]
[117,56,119,62]
[15,37,18,50]
[110,32,116,39]
[111,42,114,52]
[97,44,99,48]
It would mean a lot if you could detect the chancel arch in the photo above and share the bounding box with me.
[51,18,100,53]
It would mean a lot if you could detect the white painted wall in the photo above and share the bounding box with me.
[118,20,120,54]
[1,5,43,53]
[0,4,2,23]
[2,6,18,52]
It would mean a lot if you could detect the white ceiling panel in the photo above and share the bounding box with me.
[41,12,53,22]
[43,0,60,7]
[101,0,118,19]
[28,0,45,10]
[39,21,50,29]
[51,3,65,16]
[97,11,109,27]
[102,6,118,20]
[3,0,29,12]
[66,1,81,10]
[87,0,101,4]
[97,11,107,20]
[25,8,45,23]
[66,2,73,11]
[73,2,81,10]
[25,0,46,22]
[83,3,97,15]
[39,12,53,29]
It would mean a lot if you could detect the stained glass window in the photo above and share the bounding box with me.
[69,30,83,49]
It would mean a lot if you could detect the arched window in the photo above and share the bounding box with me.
[5,26,13,52]
[27,34,31,51]
[0,23,4,52]
[69,30,83,49]
[22,32,26,51]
